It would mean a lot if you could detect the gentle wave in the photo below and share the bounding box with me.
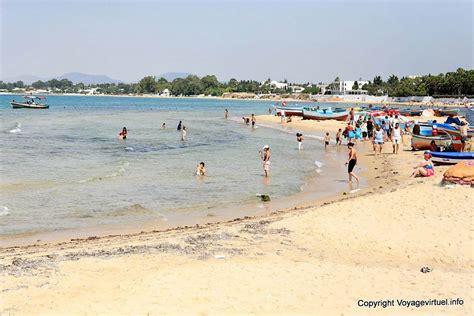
[0,206,10,216]
[5,122,21,134]
[78,160,130,183]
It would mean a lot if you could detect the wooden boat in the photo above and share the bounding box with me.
[429,151,474,165]
[302,107,349,121]
[11,96,49,109]
[275,105,303,117]
[438,108,460,116]
[411,133,451,150]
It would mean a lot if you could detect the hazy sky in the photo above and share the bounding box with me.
[1,0,472,83]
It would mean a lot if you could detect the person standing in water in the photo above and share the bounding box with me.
[324,132,330,149]
[195,162,206,176]
[260,145,271,177]
[161,123,166,129]
[181,126,187,141]
[119,127,127,140]
[296,133,304,150]
[177,121,182,131]
[251,114,256,128]
[224,109,228,119]
[336,129,342,145]
[345,142,359,184]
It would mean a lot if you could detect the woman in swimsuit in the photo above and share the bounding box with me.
[410,152,435,177]
[373,125,385,156]
[345,142,359,183]
[196,162,206,176]
[119,127,127,140]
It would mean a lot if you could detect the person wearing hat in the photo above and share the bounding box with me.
[410,152,434,177]
[261,145,271,177]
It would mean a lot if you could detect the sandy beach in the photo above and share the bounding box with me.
[1,118,472,315]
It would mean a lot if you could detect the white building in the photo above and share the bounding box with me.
[160,88,170,97]
[289,85,305,93]
[338,80,369,93]
[269,80,288,90]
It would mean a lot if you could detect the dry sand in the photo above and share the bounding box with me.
[1,122,472,315]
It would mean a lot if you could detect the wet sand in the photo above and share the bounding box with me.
[1,124,472,314]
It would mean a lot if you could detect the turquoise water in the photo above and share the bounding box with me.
[0,95,349,238]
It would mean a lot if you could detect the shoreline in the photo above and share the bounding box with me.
[1,137,471,314]
[1,91,470,107]
[0,119,354,247]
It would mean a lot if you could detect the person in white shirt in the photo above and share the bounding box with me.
[392,123,402,154]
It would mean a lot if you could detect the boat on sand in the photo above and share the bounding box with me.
[302,107,349,121]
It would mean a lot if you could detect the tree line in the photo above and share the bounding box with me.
[1,68,472,97]
[360,68,474,97]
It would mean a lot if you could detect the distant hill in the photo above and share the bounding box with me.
[2,75,46,85]
[156,72,193,81]
[2,72,122,85]
[56,72,122,84]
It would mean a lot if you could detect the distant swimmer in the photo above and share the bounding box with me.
[259,145,271,177]
[324,132,330,149]
[181,126,187,141]
[196,162,206,176]
[224,109,228,119]
[246,118,250,126]
[296,133,304,150]
[251,114,256,127]
[177,121,182,131]
[162,122,166,129]
[119,127,128,140]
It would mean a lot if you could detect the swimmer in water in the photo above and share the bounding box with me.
[119,127,127,139]
[177,121,182,131]
[251,114,256,127]
[181,126,187,141]
[224,109,228,119]
[196,162,206,176]
[161,123,166,129]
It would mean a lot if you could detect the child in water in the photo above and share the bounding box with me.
[196,162,206,176]
[324,132,330,149]
[336,129,342,145]
[296,133,304,150]
[119,127,127,140]
[181,126,187,141]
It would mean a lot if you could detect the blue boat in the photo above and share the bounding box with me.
[428,151,474,165]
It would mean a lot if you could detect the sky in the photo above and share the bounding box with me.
[0,0,472,83]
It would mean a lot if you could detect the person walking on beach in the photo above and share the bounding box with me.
[324,132,330,149]
[345,142,359,184]
[251,114,256,128]
[296,133,304,150]
[181,126,187,141]
[336,129,342,145]
[260,145,271,177]
[392,122,402,154]
[373,125,384,155]
[224,109,228,119]
[177,121,182,131]
[366,119,374,139]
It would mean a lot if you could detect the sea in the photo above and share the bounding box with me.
[0,95,354,243]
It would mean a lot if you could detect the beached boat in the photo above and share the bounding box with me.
[274,105,303,117]
[437,108,460,116]
[11,96,49,109]
[429,151,474,165]
[302,107,349,121]
[411,133,451,150]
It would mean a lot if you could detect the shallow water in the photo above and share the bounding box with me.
[0,95,350,237]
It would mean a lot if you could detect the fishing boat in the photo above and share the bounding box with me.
[428,151,474,165]
[411,133,452,150]
[437,108,460,116]
[302,107,349,121]
[274,105,303,117]
[11,96,49,109]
